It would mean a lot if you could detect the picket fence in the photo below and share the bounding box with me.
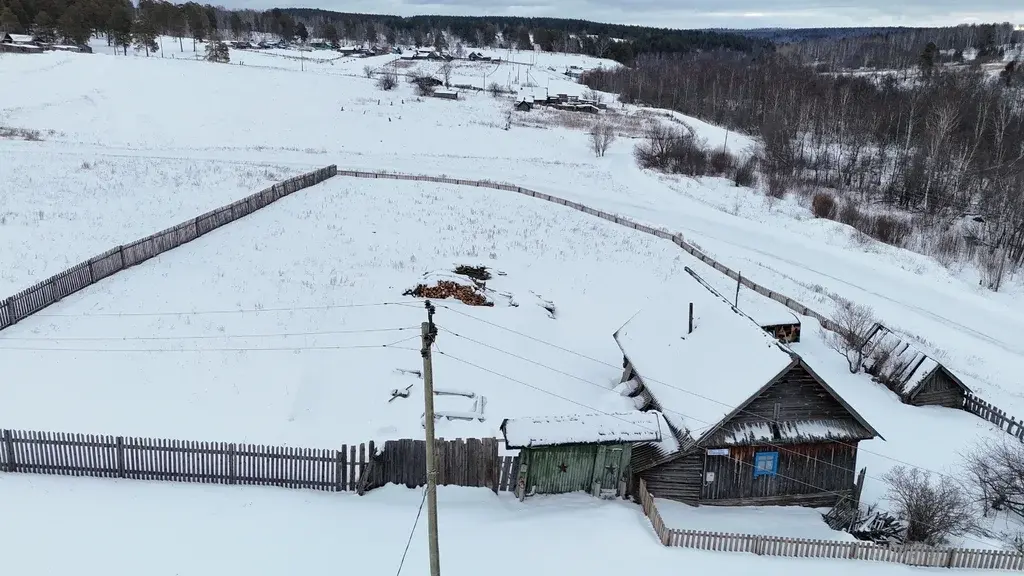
[0,165,338,333]
[0,427,522,495]
[638,479,1024,571]
[331,168,1024,441]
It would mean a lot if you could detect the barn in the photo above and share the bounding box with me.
[860,323,971,408]
[613,274,882,508]
[500,411,666,499]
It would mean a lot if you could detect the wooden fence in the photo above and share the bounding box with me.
[0,165,338,333]
[0,427,522,495]
[638,479,1024,571]
[964,393,1024,441]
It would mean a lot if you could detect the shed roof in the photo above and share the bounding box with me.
[614,272,796,440]
[861,323,970,397]
[5,33,35,44]
[499,411,663,449]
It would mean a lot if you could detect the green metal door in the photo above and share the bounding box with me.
[599,446,624,491]
[527,446,598,494]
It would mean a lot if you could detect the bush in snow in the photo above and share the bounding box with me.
[488,82,503,98]
[811,193,837,219]
[883,466,975,545]
[824,296,875,373]
[871,214,912,246]
[732,156,757,187]
[363,65,375,78]
[205,40,230,63]
[376,71,398,91]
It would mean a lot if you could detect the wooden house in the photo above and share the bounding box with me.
[613,274,881,508]
[516,98,533,112]
[861,323,970,408]
[1,33,41,53]
[500,411,665,499]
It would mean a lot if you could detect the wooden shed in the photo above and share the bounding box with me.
[861,323,971,408]
[613,275,882,508]
[433,89,459,100]
[500,411,665,499]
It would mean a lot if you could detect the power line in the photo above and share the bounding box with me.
[30,301,417,318]
[0,337,422,354]
[0,326,419,343]
[394,488,428,576]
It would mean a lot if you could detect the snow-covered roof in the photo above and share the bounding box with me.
[499,411,663,448]
[862,324,969,396]
[613,274,796,441]
[712,419,874,446]
[5,34,34,44]
[735,290,800,327]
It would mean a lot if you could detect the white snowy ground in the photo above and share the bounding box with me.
[656,497,858,541]
[0,152,299,294]
[2,43,1024,561]
[6,475,1003,576]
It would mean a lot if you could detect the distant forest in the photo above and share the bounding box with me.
[0,0,770,62]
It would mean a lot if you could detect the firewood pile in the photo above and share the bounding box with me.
[404,280,494,307]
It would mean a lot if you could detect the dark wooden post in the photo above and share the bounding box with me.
[3,429,16,473]
[116,436,125,478]
[229,443,237,485]
[337,446,347,492]
[688,303,694,334]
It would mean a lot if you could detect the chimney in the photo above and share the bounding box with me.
[688,303,694,334]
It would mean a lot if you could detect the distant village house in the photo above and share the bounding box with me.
[1,33,42,54]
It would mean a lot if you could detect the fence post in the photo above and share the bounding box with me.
[3,429,16,472]
[753,535,764,555]
[945,548,957,568]
[116,436,125,478]
[229,443,237,485]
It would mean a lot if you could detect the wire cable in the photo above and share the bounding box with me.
[31,300,417,318]
[0,326,419,343]
[394,488,428,576]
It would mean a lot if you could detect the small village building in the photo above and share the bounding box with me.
[500,411,665,498]
[861,323,971,408]
[516,98,533,112]
[613,275,881,508]
[433,89,459,100]
[1,33,42,54]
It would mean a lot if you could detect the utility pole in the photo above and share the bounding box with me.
[420,300,441,576]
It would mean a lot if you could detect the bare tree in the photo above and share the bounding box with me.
[439,60,454,87]
[965,438,1024,518]
[824,297,876,373]
[589,123,616,157]
[362,64,375,78]
[488,82,503,98]
[883,466,975,545]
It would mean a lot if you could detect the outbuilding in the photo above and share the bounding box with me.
[861,323,971,408]
[500,411,665,499]
[614,273,882,508]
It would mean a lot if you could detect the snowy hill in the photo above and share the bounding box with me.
[2,40,1024,572]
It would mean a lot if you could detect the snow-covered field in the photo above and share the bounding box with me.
[3,40,1024,572]
[5,474,990,576]
[0,152,298,294]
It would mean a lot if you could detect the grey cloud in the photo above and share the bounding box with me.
[227,0,1023,30]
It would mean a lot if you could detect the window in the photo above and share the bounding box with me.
[753,451,778,478]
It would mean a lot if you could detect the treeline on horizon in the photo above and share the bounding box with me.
[0,0,770,62]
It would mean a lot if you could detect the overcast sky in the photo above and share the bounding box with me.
[226,0,1024,30]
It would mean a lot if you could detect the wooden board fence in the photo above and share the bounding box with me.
[0,165,338,332]
[0,428,370,492]
[0,428,523,496]
[638,479,1024,571]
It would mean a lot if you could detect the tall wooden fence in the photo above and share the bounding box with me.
[0,165,338,332]
[331,169,1024,441]
[0,427,522,495]
[638,479,1024,571]
[362,438,520,493]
